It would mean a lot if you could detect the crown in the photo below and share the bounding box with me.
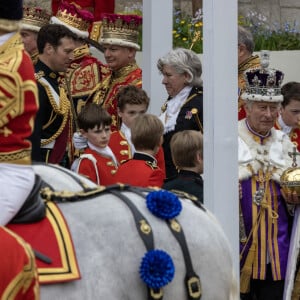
[50,2,94,38]
[241,50,284,102]
[21,6,51,32]
[99,13,142,50]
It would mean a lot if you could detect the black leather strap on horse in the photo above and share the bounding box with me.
[108,189,163,300]
[131,187,202,300]
[167,219,201,300]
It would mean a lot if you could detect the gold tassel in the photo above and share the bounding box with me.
[240,243,256,294]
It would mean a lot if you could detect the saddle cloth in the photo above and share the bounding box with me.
[7,201,81,284]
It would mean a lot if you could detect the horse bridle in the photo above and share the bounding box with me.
[130,187,202,300]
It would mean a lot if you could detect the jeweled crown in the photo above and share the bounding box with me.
[51,2,94,38]
[241,50,284,102]
[99,13,142,50]
[21,6,51,32]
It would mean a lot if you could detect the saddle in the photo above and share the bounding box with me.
[11,174,46,223]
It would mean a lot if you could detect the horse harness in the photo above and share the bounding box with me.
[29,164,204,300]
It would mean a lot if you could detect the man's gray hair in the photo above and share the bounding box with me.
[238,26,255,54]
[157,48,202,87]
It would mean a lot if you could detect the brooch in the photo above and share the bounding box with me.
[185,110,193,120]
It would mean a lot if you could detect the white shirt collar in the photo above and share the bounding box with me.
[87,141,118,166]
[278,114,292,134]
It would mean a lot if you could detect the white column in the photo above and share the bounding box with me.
[203,0,239,280]
[142,0,173,115]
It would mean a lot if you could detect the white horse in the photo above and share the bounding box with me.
[32,163,238,300]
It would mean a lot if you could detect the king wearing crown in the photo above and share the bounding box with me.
[90,13,143,131]
[238,51,300,299]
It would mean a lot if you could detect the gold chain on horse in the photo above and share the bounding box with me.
[40,184,128,202]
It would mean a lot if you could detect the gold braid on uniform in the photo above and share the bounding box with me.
[91,72,112,106]
[37,81,70,146]
[91,63,140,107]
[73,44,90,60]
[238,55,260,74]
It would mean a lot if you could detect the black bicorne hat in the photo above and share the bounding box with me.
[0,0,23,32]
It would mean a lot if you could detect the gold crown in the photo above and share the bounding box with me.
[100,14,142,50]
[21,6,51,32]
[56,8,89,32]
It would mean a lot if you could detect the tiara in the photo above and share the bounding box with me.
[21,6,51,31]
[241,50,284,102]
[99,14,142,50]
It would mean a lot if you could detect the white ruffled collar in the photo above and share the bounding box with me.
[88,141,118,166]
[160,86,192,134]
[120,123,135,154]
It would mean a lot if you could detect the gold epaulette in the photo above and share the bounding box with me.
[35,70,45,80]
[146,161,158,170]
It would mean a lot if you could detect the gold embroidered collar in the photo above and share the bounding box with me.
[112,62,139,79]
[0,32,23,55]
[238,55,260,74]
[73,44,90,60]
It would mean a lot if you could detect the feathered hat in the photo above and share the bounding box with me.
[0,0,23,32]
[50,1,94,38]
[21,5,51,32]
[241,50,284,102]
[93,13,142,50]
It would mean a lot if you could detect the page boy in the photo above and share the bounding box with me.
[109,85,166,176]
[114,114,165,187]
[75,103,118,185]
[162,130,203,203]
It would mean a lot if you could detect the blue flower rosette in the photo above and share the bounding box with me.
[146,190,182,220]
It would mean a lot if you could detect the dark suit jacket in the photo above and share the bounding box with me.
[162,170,203,204]
[162,87,203,179]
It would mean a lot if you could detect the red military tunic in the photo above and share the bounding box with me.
[65,44,107,116]
[109,130,166,178]
[0,32,38,165]
[0,227,39,299]
[52,0,115,21]
[275,119,300,152]
[92,63,142,131]
[114,152,164,188]
[76,147,118,185]
[238,55,260,120]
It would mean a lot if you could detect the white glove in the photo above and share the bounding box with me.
[73,132,88,150]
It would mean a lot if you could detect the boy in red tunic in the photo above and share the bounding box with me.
[109,85,166,177]
[75,103,118,185]
[114,114,165,188]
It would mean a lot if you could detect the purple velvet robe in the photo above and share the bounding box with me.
[240,177,292,280]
